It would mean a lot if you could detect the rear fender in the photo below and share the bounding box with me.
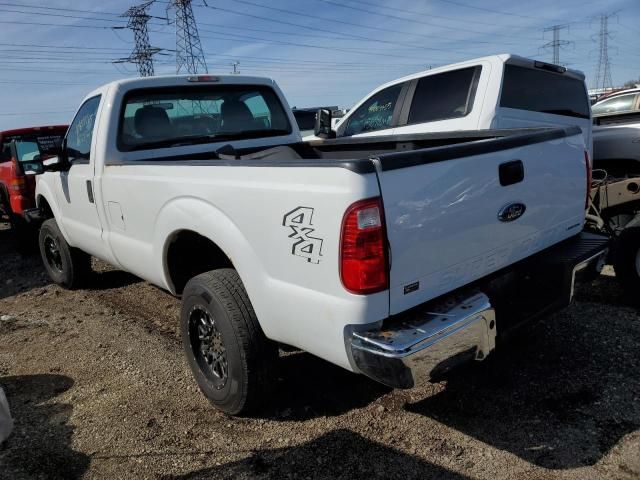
[153,197,272,332]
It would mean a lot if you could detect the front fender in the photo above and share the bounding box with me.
[35,178,72,242]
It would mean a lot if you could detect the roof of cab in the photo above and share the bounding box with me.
[0,125,68,138]
[359,53,585,98]
[83,74,277,100]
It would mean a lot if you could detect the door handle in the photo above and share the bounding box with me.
[499,160,524,186]
[86,180,94,203]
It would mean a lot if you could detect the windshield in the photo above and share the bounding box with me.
[118,85,292,151]
[592,93,638,116]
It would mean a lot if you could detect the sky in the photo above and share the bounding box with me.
[0,0,638,130]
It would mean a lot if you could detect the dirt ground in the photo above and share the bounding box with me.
[0,221,639,480]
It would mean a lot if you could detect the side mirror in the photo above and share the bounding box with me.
[314,108,336,139]
[22,155,44,175]
[33,141,69,173]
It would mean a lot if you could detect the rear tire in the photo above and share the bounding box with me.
[180,269,277,415]
[38,218,91,289]
[613,226,640,295]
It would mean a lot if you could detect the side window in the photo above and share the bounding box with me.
[244,94,271,127]
[592,93,638,115]
[0,143,10,163]
[408,66,480,124]
[343,84,403,136]
[66,95,101,163]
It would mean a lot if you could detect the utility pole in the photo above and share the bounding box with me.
[230,61,240,74]
[114,1,160,77]
[169,0,208,74]
[593,14,614,91]
[542,24,571,65]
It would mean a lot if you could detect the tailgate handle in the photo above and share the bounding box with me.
[499,160,524,186]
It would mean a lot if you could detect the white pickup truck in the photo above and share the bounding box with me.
[30,74,608,415]
[308,54,593,156]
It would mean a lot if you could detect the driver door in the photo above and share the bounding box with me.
[53,95,104,257]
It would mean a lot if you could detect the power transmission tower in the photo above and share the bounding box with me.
[593,14,614,91]
[114,1,160,77]
[169,0,208,74]
[542,24,571,65]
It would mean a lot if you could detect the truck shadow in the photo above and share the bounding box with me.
[0,224,50,300]
[267,351,390,420]
[0,374,89,480]
[574,272,639,308]
[405,305,640,470]
[85,268,142,291]
[163,429,469,480]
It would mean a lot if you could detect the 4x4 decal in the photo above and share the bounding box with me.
[282,207,323,264]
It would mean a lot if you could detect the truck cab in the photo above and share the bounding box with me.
[309,54,592,156]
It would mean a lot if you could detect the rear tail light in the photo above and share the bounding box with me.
[9,177,26,192]
[584,150,592,208]
[340,197,389,294]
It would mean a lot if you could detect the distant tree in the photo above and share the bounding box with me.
[623,77,640,88]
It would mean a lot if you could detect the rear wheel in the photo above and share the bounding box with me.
[613,226,640,295]
[180,269,277,415]
[38,218,91,289]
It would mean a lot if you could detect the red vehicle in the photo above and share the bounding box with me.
[0,125,68,237]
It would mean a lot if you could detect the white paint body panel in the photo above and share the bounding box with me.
[378,133,587,314]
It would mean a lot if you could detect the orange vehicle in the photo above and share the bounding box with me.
[0,125,67,238]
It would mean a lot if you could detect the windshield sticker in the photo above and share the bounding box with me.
[282,207,323,264]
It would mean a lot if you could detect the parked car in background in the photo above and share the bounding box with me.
[29,74,607,415]
[592,88,640,117]
[306,54,593,156]
[0,126,67,239]
[587,88,640,290]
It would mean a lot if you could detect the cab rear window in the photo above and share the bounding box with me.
[500,64,590,119]
[118,85,292,152]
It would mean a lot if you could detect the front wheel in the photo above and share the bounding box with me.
[613,226,640,295]
[38,218,91,289]
[180,269,277,415]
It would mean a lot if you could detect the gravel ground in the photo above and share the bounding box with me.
[0,221,639,480]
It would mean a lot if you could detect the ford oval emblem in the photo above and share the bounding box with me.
[498,202,526,222]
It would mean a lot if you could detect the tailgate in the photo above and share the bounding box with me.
[375,127,587,314]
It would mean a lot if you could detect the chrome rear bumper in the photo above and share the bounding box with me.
[348,292,496,389]
[346,233,609,390]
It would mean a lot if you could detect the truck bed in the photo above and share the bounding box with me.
[104,126,587,316]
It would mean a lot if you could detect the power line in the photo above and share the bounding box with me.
[0,7,127,23]
[0,2,122,16]
[169,0,207,74]
[313,0,544,41]
[0,42,133,52]
[0,1,168,21]
[329,0,544,30]
[114,1,161,77]
[200,2,533,52]
[431,0,557,21]
[542,24,572,65]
